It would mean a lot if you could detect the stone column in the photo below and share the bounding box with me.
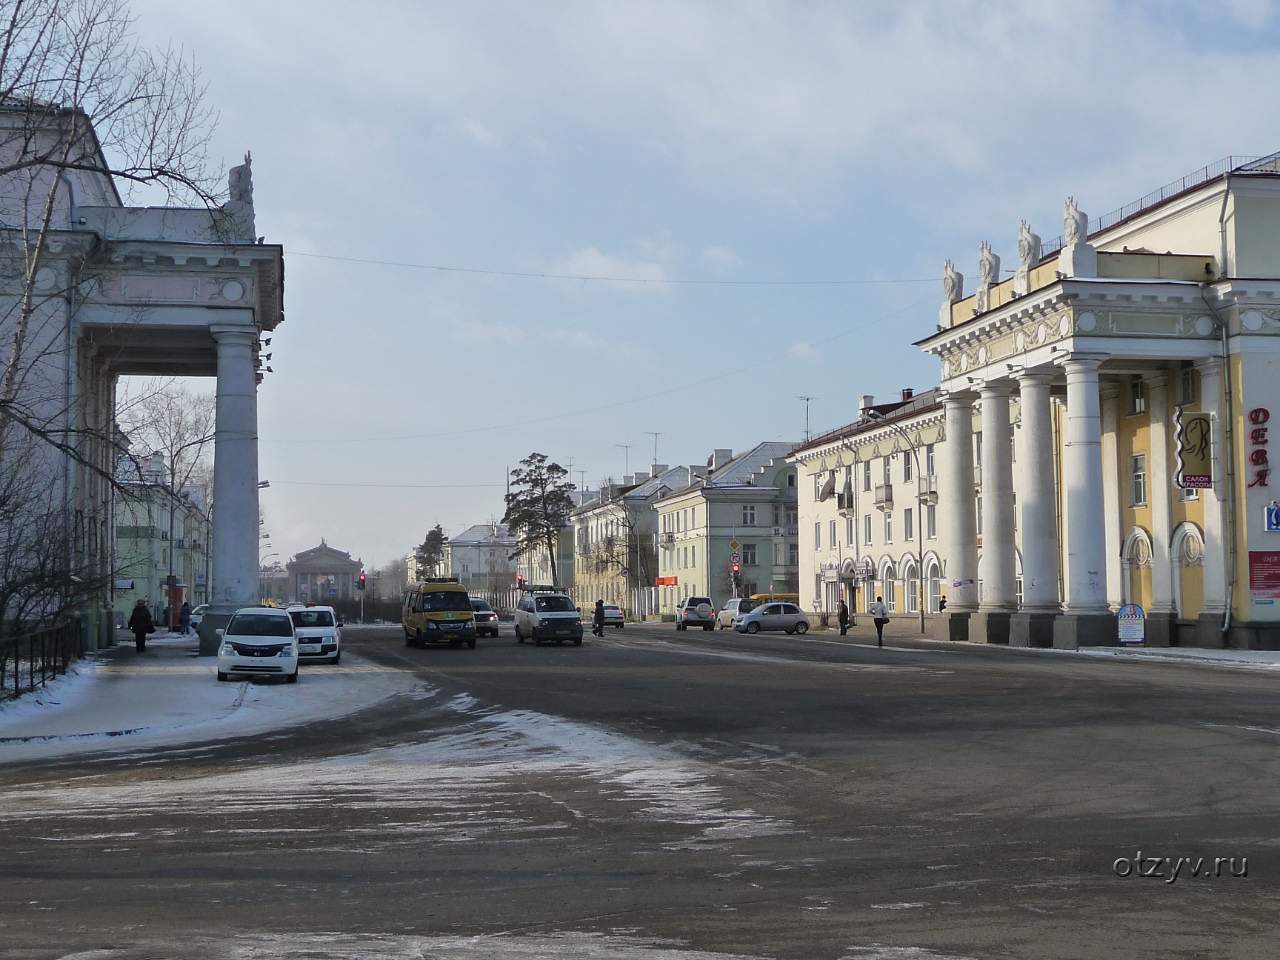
[1011,371,1060,646]
[935,391,978,641]
[1196,357,1228,647]
[199,325,260,655]
[1145,370,1175,645]
[1054,354,1114,647]
[1100,384,1123,610]
[974,383,1016,643]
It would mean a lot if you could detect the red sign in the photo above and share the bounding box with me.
[1248,407,1270,488]
[655,576,678,586]
[1249,551,1280,599]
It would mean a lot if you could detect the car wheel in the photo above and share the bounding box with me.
[618,623,624,630]
[795,622,809,635]
[785,627,795,635]
[404,629,413,647]
[415,629,423,648]
[677,623,685,632]
[286,671,298,684]
[747,622,760,634]
[515,625,523,643]
[333,650,341,663]
[574,636,583,647]
[216,671,228,682]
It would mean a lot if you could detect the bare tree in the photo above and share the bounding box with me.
[117,383,214,491]
[583,493,656,595]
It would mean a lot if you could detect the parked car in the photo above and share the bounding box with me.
[514,589,583,646]
[216,606,299,682]
[735,602,809,636]
[289,604,342,663]
[189,603,209,630]
[602,604,625,629]
[676,596,716,631]
[470,598,500,637]
[717,597,757,630]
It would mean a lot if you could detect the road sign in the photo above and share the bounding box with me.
[1266,501,1280,532]
[729,551,741,565]
[729,539,740,551]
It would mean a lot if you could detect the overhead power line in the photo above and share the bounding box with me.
[270,480,505,489]
[288,250,937,287]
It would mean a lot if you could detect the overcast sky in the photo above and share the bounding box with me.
[129,0,1280,569]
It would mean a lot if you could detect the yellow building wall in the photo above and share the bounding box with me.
[1116,397,1154,611]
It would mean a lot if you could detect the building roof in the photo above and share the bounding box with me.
[789,388,943,459]
[573,465,694,517]
[451,523,516,546]
[706,441,796,487]
[288,540,362,569]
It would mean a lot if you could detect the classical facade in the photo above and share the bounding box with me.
[574,465,693,614]
[654,444,798,614]
[0,103,282,651]
[919,153,1280,648]
[286,541,364,604]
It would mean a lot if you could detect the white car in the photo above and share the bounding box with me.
[514,590,584,646]
[717,598,757,630]
[602,604,625,629]
[190,604,209,630]
[216,606,299,682]
[288,604,342,663]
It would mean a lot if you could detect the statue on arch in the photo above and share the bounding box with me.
[978,240,1000,288]
[1063,195,1087,246]
[223,151,256,242]
[943,259,963,302]
[1017,219,1041,269]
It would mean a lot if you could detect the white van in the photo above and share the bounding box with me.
[514,588,583,646]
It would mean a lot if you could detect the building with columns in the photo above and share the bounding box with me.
[0,103,282,652]
[919,153,1280,648]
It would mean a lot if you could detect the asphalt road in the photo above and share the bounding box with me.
[3,621,1280,960]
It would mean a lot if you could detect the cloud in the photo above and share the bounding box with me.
[553,246,668,292]
[701,245,741,275]
[459,118,503,147]
[788,341,818,361]
[453,319,527,344]
[550,327,610,351]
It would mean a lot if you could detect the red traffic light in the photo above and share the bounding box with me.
[731,563,740,574]
[358,573,367,590]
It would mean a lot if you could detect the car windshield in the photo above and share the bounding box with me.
[470,600,493,611]
[688,597,711,607]
[226,614,292,637]
[535,595,575,612]
[290,610,335,628]
[421,591,472,612]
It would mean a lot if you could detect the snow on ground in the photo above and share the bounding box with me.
[41,931,980,959]
[0,688,793,848]
[1074,645,1280,668]
[0,640,422,762]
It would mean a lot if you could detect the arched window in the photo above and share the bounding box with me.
[925,557,942,613]
[902,558,920,614]
[1171,522,1205,620]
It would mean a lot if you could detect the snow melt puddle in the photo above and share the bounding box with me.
[0,702,793,848]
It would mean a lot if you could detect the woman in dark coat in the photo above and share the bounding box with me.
[127,600,155,652]
[592,600,605,638]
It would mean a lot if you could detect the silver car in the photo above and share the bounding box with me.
[735,602,809,635]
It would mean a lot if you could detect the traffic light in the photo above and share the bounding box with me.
[731,562,740,575]
[516,574,525,588]
[358,572,367,591]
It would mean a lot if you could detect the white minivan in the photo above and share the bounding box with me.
[288,604,342,663]
[514,589,583,646]
[216,607,299,682]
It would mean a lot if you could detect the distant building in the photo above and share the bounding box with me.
[447,523,518,607]
[285,541,364,604]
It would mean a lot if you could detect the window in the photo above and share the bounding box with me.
[974,431,982,465]
[846,516,855,546]
[863,461,872,492]
[863,514,872,545]
[1130,377,1147,415]
[882,457,892,485]
[884,512,893,543]
[829,519,837,548]
[926,443,936,476]
[904,507,914,541]
[927,503,937,539]
[907,570,919,614]
[743,543,757,565]
[814,474,823,499]
[1182,484,1199,502]
[742,504,756,526]
[788,543,799,565]
[1131,454,1147,506]
[786,506,798,526]
[691,545,697,567]
[903,454,913,483]
[1179,367,1197,405]
[788,473,796,488]
[976,496,983,536]
[815,522,822,550]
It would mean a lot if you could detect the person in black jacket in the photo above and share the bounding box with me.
[592,600,605,637]
[837,599,850,637]
[127,600,155,652]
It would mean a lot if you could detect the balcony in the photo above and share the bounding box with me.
[874,483,893,510]
[918,475,938,505]
[662,531,675,544]
[836,492,855,512]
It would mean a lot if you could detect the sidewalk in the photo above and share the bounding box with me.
[0,631,423,762]
[798,620,1280,671]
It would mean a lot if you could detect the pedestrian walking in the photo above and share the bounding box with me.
[128,599,155,653]
[179,600,192,636]
[837,599,850,637]
[592,599,605,638]
[869,595,889,647]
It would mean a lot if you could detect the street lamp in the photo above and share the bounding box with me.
[865,409,930,636]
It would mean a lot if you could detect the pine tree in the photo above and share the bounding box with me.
[415,524,448,579]
[502,453,575,585]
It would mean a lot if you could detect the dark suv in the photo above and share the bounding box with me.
[676,596,715,631]
[470,598,500,637]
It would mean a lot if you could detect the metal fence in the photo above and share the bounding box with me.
[0,619,81,702]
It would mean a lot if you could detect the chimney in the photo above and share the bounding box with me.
[710,448,734,471]
[622,474,634,486]
[901,387,914,401]
[858,394,875,413]
[652,463,669,475]
[632,471,650,484]
[691,465,709,479]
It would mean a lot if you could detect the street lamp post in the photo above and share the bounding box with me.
[866,410,929,636]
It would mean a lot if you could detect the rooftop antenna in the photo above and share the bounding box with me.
[575,469,587,490]
[797,395,815,442]
[644,431,662,472]
[615,442,632,477]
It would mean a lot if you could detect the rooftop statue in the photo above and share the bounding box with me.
[1063,195,1087,246]
[978,240,1000,287]
[942,259,963,302]
[229,151,253,205]
[1018,219,1041,269]
[223,151,256,242]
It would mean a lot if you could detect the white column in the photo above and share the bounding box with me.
[1197,357,1228,616]
[1060,355,1110,614]
[210,326,260,611]
[1017,371,1059,611]
[1145,371,1175,614]
[1100,384,1123,609]
[941,392,979,611]
[978,384,1016,610]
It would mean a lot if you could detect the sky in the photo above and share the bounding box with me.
[124,0,1280,569]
